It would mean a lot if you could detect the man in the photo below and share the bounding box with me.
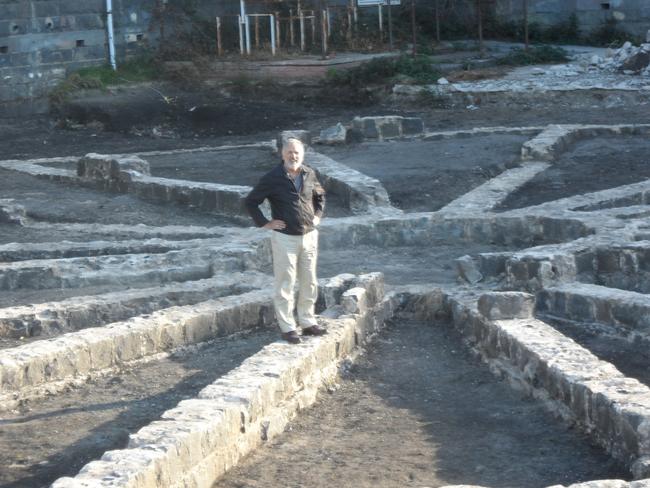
[245,137,327,344]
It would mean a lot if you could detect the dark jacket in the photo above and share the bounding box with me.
[245,163,326,235]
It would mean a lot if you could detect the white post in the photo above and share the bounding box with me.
[245,15,251,54]
[326,8,331,38]
[299,10,306,51]
[106,0,117,70]
[238,15,244,54]
[378,3,383,38]
[240,0,251,55]
[270,14,276,56]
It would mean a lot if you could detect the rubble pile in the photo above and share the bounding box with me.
[588,41,650,76]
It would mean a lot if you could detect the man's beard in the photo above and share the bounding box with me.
[285,160,301,171]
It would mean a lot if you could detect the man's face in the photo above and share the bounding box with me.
[282,141,305,173]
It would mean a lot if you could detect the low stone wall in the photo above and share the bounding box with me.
[440,291,650,478]
[537,283,650,342]
[442,479,650,488]
[0,243,267,291]
[307,149,392,212]
[51,273,395,488]
[79,153,251,218]
[0,236,227,261]
[521,124,650,161]
[0,199,26,225]
[587,245,650,294]
[321,214,592,250]
[0,290,273,409]
[0,272,270,339]
[350,116,425,141]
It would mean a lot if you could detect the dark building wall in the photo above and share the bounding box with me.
[496,0,650,37]
[0,0,158,114]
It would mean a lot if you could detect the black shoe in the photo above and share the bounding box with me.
[281,330,301,344]
[302,325,327,336]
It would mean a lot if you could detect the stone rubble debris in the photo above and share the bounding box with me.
[585,41,650,76]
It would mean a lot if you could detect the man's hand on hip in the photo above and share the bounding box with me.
[264,219,286,230]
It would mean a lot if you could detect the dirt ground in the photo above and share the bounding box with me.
[318,241,515,287]
[499,135,650,211]
[0,328,277,488]
[2,84,650,162]
[543,316,650,389]
[215,319,627,488]
[318,134,527,211]
[1,72,650,488]
[0,168,242,228]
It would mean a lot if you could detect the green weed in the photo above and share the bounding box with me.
[496,45,569,66]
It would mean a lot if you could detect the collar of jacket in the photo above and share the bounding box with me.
[279,162,311,177]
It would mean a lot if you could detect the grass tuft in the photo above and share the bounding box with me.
[496,45,569,66]
[327,55,440,87]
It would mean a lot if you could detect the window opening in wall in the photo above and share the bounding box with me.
[11,24,19,32]
[46,21,53,29]
[76,39,85,47]
[136,33,143,41]
[0,46,8,54]
[601,3,610,9]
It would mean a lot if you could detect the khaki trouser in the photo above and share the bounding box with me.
[270,229,319,333]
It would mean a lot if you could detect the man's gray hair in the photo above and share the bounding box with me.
[283,137,306,150]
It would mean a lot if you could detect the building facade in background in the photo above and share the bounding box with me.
[1,0,649,114]
[496,0,650,36]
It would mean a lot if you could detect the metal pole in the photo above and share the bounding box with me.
[270,14,276,55]
[378,3,383,42]
[106,0,117,70]
[255,15,260,49]
[326,7,331,38]
[523,0,529,50]
[435,0,441,42]
[240,0,251,55]
[238,15,244,54]
[321,9,328,58]
[300,9,306,51]
[387,0,394,50]
[216,16,223,56]
[347,5,353,43]
[411,0,417,57]
[477,0,484,56]
[290,9,295,47]
[245,15,251,54]
[275,11,281,49]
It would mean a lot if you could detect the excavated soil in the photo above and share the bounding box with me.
[543,316,650,389]
[1,77,650,488]
[215,319,627,488]
[498,135,650,211]
[318,241,513,286]
[0,168,243,228]
[318,134,529,212]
